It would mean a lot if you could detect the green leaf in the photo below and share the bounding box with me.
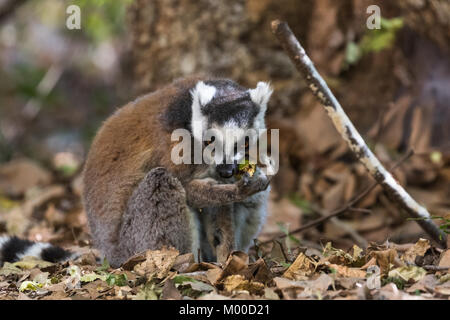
[360,17,404,54]
[96,258,110,272]
[56,164,78,177]
[80,272,107,283]
[344,16,404,69]
[19,281,42,292]
[380,17,404,30]
[74,0,134,43]
[133,283,160,300]
[382,276,406,290]
[345,41,362,65]
[408,216,450,234]
[173,275,197,285]
[430,151,442,164]
[106,273,128,287]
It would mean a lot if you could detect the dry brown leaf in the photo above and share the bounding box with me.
[322,242,354,265]
[434,282,450,296]
[223,274,264,295]
[402,238,431,264]
[71,174,84,197]
[206,268,223,285]
[44,203,67,226]
[368,96,410,150]
[244,258,273,284]
[83,279,111,299]
[172,253,195,272]
[264,198,303,238]
[78,252,98,266]
[344,174,357,202]
[215,251,249,283]
[360,257,377,270]
[273,277,303,290]
[321,162,349,181]
[3,185,66,235]
[197,292,231,300]
[438,250,450,268]
[17,292,33,300]
[406,274,439,293]
[357,185,382,208]
[133,247,179,278]
[297,274,334,299]
[350,212,385,232]
[328,264,366,278]
[309,274,334,293]
[114,285,132,300]
[264,287,280,300]
[41,290,71,300]
[121,252,147,271]
[283,253,314,280]
[370,248,398,275]
[161,279,182,300]
[185,262,220,273]
[337,277,363,290]
[296,101,342,155]
[322,180,346,210]
[378,283,426,300]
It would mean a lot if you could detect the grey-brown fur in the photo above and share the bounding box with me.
[108,167,198,267]
[83,76,273,267]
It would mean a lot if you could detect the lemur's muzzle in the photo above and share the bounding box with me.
[216,162,238,179]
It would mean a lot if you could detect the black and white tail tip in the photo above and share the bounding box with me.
[0,236,78,266]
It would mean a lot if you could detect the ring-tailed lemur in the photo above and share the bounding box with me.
[83,76,275,267]
[0,76,275,268]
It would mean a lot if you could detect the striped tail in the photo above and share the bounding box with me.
[0,236,78,266]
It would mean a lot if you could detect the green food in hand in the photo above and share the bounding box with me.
[237,160,256,178]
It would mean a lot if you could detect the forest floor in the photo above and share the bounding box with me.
[0,157,449,300]
[1,0,449,301]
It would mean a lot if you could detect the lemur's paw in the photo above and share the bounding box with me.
[236,171,270,197]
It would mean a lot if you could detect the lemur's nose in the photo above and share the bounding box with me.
[216,162,238,178]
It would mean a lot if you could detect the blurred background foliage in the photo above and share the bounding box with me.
[0,0,133,165]
[0,0,449,249]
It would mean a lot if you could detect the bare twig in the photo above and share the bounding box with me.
[422,265,449,271]
[270,20,447,248]
[258,150,413,246]
[348,207,372,214]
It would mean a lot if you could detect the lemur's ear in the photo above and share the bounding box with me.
[190,81,215,141]
[249,82,273,106]
[191,81,216,110]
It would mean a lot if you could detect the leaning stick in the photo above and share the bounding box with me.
[271,20,447,248]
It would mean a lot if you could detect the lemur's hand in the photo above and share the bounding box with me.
[236,168,271,198]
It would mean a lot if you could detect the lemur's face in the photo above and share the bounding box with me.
[190,80,273,179]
